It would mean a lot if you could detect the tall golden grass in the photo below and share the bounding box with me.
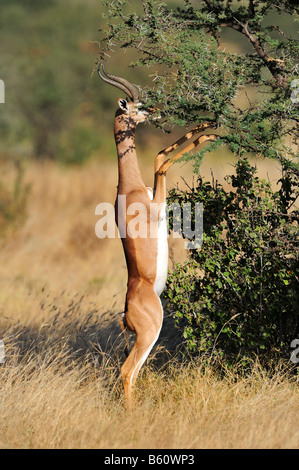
[0,156,297,449]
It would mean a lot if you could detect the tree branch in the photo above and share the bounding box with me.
[201,1,288,88]
[219,20,288,88]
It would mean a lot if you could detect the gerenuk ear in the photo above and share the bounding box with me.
[118,98,129,112]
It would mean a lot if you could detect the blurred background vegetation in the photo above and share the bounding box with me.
[0,0,103,164]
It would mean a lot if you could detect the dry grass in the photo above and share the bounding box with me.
[1,320,298,449]
[0,156,297,449]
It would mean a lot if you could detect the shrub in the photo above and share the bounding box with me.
[164,157,298,368]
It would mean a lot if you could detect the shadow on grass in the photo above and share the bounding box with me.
[0,293,186,385]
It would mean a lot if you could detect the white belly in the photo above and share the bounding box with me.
[146,188,168,296]
[154,203,168,296]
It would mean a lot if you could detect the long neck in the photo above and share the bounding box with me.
[114,111,144,193]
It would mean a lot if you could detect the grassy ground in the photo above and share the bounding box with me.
[0,156,297,449]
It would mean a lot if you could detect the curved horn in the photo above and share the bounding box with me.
[98,61,140,102]
[97,63,133,99]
